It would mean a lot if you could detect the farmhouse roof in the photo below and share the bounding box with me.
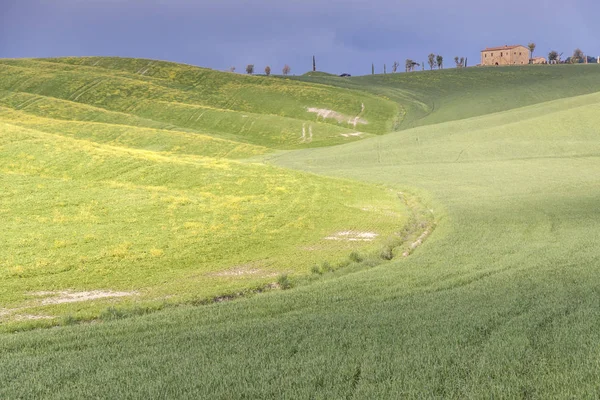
[481,45,527,52]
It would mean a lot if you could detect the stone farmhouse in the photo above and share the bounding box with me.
[481,45,530,66]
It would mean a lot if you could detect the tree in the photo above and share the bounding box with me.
[246,64,254,74]
[428,53,436,70]
[228,66,236,73]
[454,57,465,68]
[264,66,271,76]
[282,64,291,75]
[384,64,387,74]
[528,42,536,63]
[436,55,443,69]
[464,57,468,68]
[405,59,419,72]
[548,51,559,64]
[572,48,584,63]
[312,56,316,72]
[392,61,399,73]
[372,63,375,75]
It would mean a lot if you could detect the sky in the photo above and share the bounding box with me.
[1,0,598,76]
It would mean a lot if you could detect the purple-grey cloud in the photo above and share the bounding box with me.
[1,0,598,75]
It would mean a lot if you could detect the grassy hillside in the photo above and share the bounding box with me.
[1,121,408,327]
[0,58,412,329]
[293,64,600,129]
[0,58,400,148]
[3,62,600,398]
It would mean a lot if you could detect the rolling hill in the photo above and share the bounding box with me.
[292,64,600,129]
[0,57,400,148]
[0,58,412,328]
[2,60,600,398]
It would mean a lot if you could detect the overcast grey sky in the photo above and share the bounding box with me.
[1,0,598,75]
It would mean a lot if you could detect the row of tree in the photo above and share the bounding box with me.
[404,54,469,72]
[402,55,468,72]
[453,57,467,68]
[233,45,594,77]
[401,55,444,72]
[233,64,292,76]
[548,48,592,64]
[370,54,466,74]
[527,43,592,65]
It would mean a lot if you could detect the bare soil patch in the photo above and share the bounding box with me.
[324,231,379,242]
[210,264,278,278]
[30,291,137,305]
[340,132,364,137]
[13,314,54,321]
[307,108,368,127]
[402,228,432,257]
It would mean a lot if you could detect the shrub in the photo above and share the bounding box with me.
[277,274,292,290]
[100,307,126,321]
[63,315,77,326]
[362,256,381,268]
[321,261,333,272]
[380,246,394,260]
[349,252,363,263]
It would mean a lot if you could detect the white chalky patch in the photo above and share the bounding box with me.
[324,231,379,242]
[30,291,137,305]
[299,124,313,143]
[403,229,432,257]
[340,132,364,137]
[212,267,262,277]
[14,314,54,321]
[307,108,368,127]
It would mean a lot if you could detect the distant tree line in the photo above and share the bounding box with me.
[525,42,597,65]
[454,56,466,68]
[400,54,445,72]
[547,48,596,64]
[228,64,291,76]
[230,44,598,78]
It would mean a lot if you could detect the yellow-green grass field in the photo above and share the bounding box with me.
[0,58,418,330]
[0,57,420,330]
[0,58,400,148]
[3,60,600,398]
[1,119,409,329]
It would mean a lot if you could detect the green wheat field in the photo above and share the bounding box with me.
[2,57,600,398]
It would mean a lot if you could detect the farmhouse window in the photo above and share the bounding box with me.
[501,52,503,56]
